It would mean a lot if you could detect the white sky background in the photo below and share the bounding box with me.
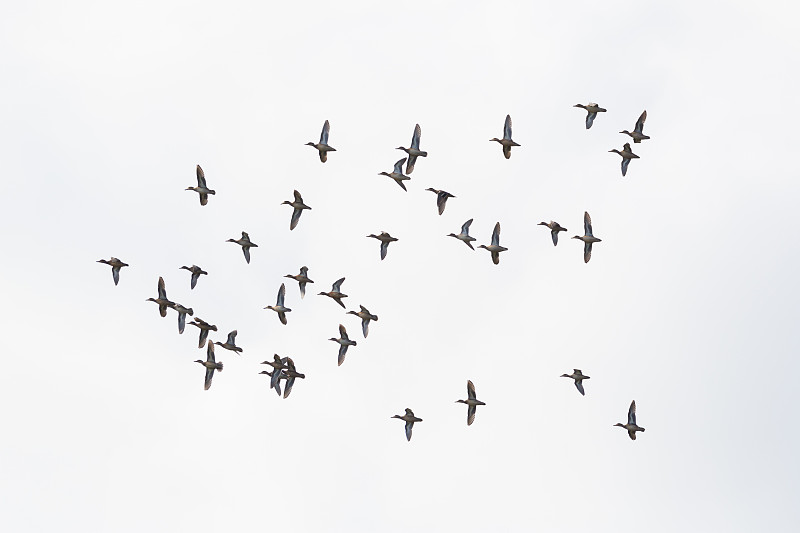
[1,1,799,531]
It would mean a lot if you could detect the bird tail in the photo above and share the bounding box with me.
[217,363,224,371]
[419,151,428,157]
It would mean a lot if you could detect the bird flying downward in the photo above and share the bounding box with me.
[186,164,216,205]
[396,123,427,174]
[97,257,128,286]
[490,114,520,159]
[306,120,336,162]
[282,190,311,231]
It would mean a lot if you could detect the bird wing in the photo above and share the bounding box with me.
[158,277,167,300]
[361,317,370,338]
[461,219,473,234]
[190,272,199,289]
[227,330,237,344]
[584,212,593,236]
[503,144,511,159]
[491,251,500,265]
[337,344,347,366]
[320,120,330,144]
[112,266,121,285]
[467,380,476,400]
[198,328,209,349]
[332,277,345,292]
[283,376,295,399]
[405,420,414,441]
[380,240,388,260]
[584,242,592,263]
[178,311,187,334]
[551,230,559,246]
[411,123,421,150]
[204,366,214,390]
[393,158,407,174]
[586,112,596,129]
[299,281,306,299]
[278,311,287,325]
[290,207,302,230]
[436,192,448,215]
[293,190,303,203]
[276,282,287,305]
[635,110,647,134]
[339,324,348,340]
[491,222,501,246]
[503,114,512,140]
[575,380,585,396]
[207,341,216,364]
[406,154,418,174]
[467,404,476,426]
[243,246,251,264]
[628,401,637,425]
[621,157,630,176]
[196,165,206,188]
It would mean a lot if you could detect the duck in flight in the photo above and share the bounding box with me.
[448,219,476,250]
[620,110,650,143]
[396,123,427,174]
[318,277,348,308]
[348,305,378,338]
[285,266,314,299]
[189,317,217,348]
[145,276,174,317]
[281,357,305,399]
[560,369,590,396]
[180,265,207,290]
[571,211,602,263]
[367,232,398,260]
[329,324,357,366]
[379,158,411,191]
[609,142,639,176]
[490,114,520,159]
[574,102,607,129]
[425,188,455,215]
[214,330,243,355]
[306,120,336,162]
[456,380,486,426]
[195,341,223,391]
[264,283,291,325]
[173,302,194,334]
[478,222,508,264]
[537,221,567,246]
[392,408,423,441]
[260,355,288,395]
[614,400,646,440]
[282,190,311,231]
[97,257,128,286]
[226,231,258,264]
[186,164,215,206]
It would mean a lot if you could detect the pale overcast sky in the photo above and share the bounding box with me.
[2,1,799,531]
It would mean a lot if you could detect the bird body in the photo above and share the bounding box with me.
[478,222,508,264]
[574,102,607,129]
[306,120,336,162]
[396,124,427,173]
[97,257,128,286]
[318,277,348,308]
[392,408,423,441]
[489,114,520,159]
[571,211,602,263]
[226,231,258,263]
[379,158,411,191]
[367,232,398,260]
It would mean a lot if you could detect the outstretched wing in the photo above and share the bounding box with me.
[461,219,473,234]
[503,114,512,140]
[411,123,421,150]
[320,120,330,144]
[405,420,414,441]
[575,380,585,396]
[380,241,389,260]
[332,277,345,292]
[206,341,216,364]
[635,110,647,134]
[467,404,476,426]
[204,366,214,390]
[393,158,407,174]
[158,276,167,300]
[584,242,592,264]
[467,380,476,400]
[436,192,449,215]
[628,400,637,426]
[491,222,501,246]
[112,266,121,285]
[196,165,206,188]
[406,154,418,175]
[227,330,238,344]
[584,212,593,236]
[586,112,596,129]
[621,157,630,176]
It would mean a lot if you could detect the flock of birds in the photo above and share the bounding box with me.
[97,104,650,442]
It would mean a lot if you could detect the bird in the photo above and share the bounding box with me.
[261,355,288,394]
[306,119,336,162]
[281,357,305,399]
[189,317,217,348]
[425,188,455,215]
[145,276,174,317]
[282,190,311,231]
[537,221,568,246]
[615,400,646,440]
[448,219,476,250]
[329,324,357,366]
[392,408,423,442]
[97,257,128,286]
[378,158,411,192]
[264,283,291,325]
[172,303,194,334]
[258,370,285,396]
[180,265,207,290]
[490,114,520,159]
[318,277,348,308]
[478,222,508,265]
[609,142,640,176]
[573,102,607,129]
[348,305,378,338]
[214,330,243,354]
[195,341,223,391]
[226,231,258,264]
[620,110,650,143]
[396,123,427,174]
[186,164,215,206]
[455,380,486,426]
[284,266,314,299]
[560,369,590,396]
[258,369,286,397]
[367,232,398,260]
[571,211,602,263]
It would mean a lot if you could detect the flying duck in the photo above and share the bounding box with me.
[329,324,357,366]
[560,369,590,396]
[396,124,427,174]
[318,277,348,308]
[226,231,258,264]
[571,211,602,263]
[264,283,291,325]
[195,341,223,390]
[367,232,398,260]
[145,276,174,317]
[609,142,640,176]
[214,330,243,354]
[620,110,650,143]
[186,164,215,206]
[97,257,128,286]
[478,222,508,264]
[306,120,336,162]
[392,408,423,441]
[172,303,194,334]
[285,266,314,299]
[448,219,476,250]
[180,265,207,290]
[348,305,378,338]
[456,380,486,426]
[425,188,455,215]
[189,317,217,349]
[490,114,520,159]
[615,400,646,440]
[282,190,311,231]
[379,158,411,191]
[573,103,607,129]
[537,221,567,246]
